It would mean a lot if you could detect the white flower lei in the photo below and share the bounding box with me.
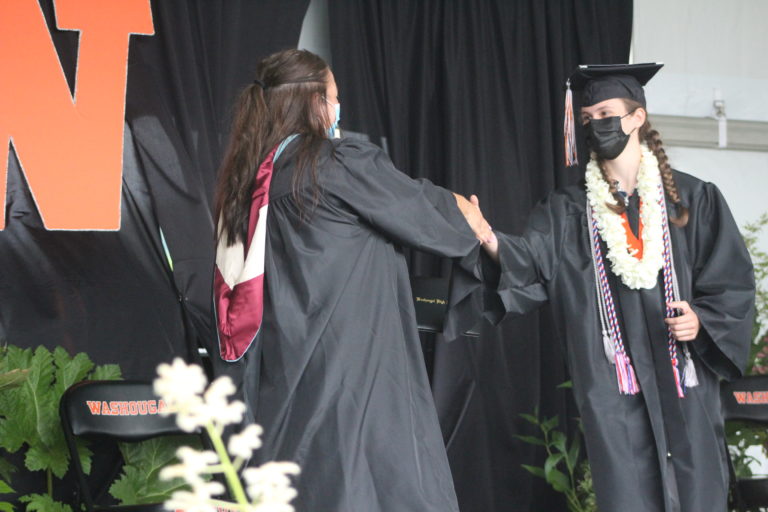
[585,145,665,289]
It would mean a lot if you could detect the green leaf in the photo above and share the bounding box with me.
[0,459,15,484]
[519,413,539,425]
[0,503,13,512]
[521,464,546,479]
[110,465,189,505]
[19,494,73,512]
[0,419,26,453]
[4,346,32,375]
[557,380,573,389]
[89,364,121,381]
[551,431,567,454]
[0,350,36,453]
[0,344,126,497]
[544,452,565,482]
[545,467,571,493]
[22,347,55,448]
[34,393,60,448]
[566,434,581,472]
[53,348,94,398]
[0,369,29,391]
[141,480,189,504]
[514,434,546,447]
[76,439,93,475]
[0,478,13,493]
[542,415,559,432]
[23,445,48,473]
[110,436,200,505]
[108,466,141,505]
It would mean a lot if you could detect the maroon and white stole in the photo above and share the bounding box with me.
[214,145,279,362]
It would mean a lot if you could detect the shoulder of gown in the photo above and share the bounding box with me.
[670,168,755,379]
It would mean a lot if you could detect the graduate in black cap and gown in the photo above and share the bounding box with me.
[212,49,492,512]
[479,63,755,511]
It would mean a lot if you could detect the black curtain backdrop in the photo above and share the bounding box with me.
[328,2,632,511]
[0,0,308,379]
[0,0,308,501]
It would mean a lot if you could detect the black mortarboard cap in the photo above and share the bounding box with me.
[563,62,663,166]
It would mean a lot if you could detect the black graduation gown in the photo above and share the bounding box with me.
[240,137,481,512]
[484,171,755,512]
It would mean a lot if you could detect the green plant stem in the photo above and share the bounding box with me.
[209,498,253,511]
[205,423,249,505]
[542,422,585,512]
[47,469,52,498]
[565,456,578,509]
[566,493,584,512]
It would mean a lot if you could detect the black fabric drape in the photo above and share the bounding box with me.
[329,2,632,510]
[0,0,307,376]
[0,0,307,500]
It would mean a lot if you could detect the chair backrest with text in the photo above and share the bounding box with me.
[60,380,197,512]
[721,375,768,511]
[410,275,480,337]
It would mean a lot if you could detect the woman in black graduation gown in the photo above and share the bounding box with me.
[480,63,755,512]
[212,49,490,512]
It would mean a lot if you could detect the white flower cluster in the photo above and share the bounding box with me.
[243,462,302,512]
[585,146,665,290]
[154,358,301,512]
[155,358,246,432]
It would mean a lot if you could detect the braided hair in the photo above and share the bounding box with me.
[595,100,689,227]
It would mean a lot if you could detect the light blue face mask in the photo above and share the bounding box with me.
[326,99,341,138]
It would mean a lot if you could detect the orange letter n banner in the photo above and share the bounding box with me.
[0,0,154,230]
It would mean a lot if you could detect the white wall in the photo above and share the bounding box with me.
[665,147,768,253]
[634,0,768,253]
[633,0,768,122]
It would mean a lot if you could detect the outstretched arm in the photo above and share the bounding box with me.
[469,194,499,261]
[454,193,495,245]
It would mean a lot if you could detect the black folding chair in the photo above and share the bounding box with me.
[410,275,480,337]
[721,375,768,511]
[60,380,204,512]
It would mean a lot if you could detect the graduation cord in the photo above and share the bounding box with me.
[585,146,666,289]
[660,191,699,395]
[587,181,699,396]
[588,203,641,395]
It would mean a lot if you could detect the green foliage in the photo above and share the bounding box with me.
[727,214,768,478]
[0,343,120,507]
[109,436,197,505]
[0,461,14,489]
[18,494,72,512]
[575,460,597,511]
[0,342,203,509]
[0,478,13,512]
[741,212,768,345]
[0,370,29,393]
[517,408,596,512]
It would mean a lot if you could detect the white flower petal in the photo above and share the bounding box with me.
[243,461,301,506]
[229,424,264,459]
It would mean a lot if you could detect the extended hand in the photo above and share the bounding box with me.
[665,301,701,342]
[454,193,494,244]
[469,195,499,263]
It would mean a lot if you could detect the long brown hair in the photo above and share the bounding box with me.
[596,99,689,227]
[214,49,333,246]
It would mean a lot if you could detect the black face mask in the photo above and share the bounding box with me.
[585,114,633,160]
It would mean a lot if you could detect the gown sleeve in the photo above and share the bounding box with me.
[482,193,566,325]
[687,182,755,380]
[326,138,482,339]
